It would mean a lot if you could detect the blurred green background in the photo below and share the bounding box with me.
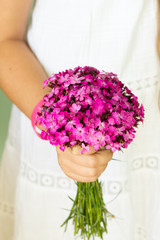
[0,0,34,160]
[0,91,12,160]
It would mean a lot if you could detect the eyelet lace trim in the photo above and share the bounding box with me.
[125,74,160,90]
[135,225,147,240]
[0,201,14,215]
[131,156,159,170]
[19,161,76,190]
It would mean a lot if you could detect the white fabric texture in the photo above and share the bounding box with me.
[0,0,160,239]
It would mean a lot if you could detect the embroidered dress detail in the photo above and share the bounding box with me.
[0,0,160,239]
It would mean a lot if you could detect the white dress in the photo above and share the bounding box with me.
[0,0,160,239]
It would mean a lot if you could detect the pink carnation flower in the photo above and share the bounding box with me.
[36,66,145,154]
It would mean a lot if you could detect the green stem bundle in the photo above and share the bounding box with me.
[61,180,115,240]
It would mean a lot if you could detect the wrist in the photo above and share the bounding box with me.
[31,98,47,139]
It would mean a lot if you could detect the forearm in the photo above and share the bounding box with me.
[0,39,49,120]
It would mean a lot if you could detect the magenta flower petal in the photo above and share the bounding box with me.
[36,66,144,154]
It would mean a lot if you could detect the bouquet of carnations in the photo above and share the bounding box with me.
[35,66,144,240]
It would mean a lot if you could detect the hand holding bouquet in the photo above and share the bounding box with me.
[56,141,113,183]
[34,66,144,239]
